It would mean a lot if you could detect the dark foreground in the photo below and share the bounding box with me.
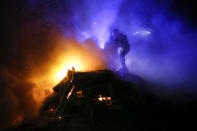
[6,70,197,131]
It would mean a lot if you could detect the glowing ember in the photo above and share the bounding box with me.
[29,39,105,106]
[67,85,75,99]
[76,90,83,98]
[98,95,111,101]
[57,116,63,121]
[97,95,112,105]
[49,108,55,112]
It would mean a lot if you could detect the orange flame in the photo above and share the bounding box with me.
[98,95,112,101]
[67,85,75,99]
[29,38,106,104]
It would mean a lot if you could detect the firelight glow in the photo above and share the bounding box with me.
[30,39,106,104]
[49,40,106,85]
[54,61,82,83]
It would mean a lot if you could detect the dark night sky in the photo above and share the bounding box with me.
[172,0,197,27]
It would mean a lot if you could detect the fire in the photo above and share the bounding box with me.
[98,95,112,101]
[29,39,106,104]
[50,39,106,84]
[66,85,75,99]
[52,59,82,84]
[55,64,80,82]
[49,108,55,112]
[97,95,112,105]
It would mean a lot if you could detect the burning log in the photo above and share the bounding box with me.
[39,68,141,124]
[53,69,115,117]
[40,69,115,117]
[97,95,112,106]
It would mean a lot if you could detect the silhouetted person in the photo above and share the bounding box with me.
[105,29,130,72]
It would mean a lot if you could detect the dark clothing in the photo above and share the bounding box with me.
[114,33,130,56]
[104,31,130,72]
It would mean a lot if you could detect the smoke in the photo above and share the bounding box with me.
[1,1,106,128]
[113,0,197,92]
[56,0,197,92]
[0,70,39,128]
[69,0,124,48]
[1,1,62,127]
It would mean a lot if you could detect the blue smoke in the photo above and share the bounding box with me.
[27,0,197,92]
[68,0,124,48]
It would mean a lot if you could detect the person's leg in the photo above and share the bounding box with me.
[120,51,129,74]
[120,55,126,69]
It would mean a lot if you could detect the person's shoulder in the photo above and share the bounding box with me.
[121,34,127,38]
[117,33,126,38]
[117,34,128,42]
